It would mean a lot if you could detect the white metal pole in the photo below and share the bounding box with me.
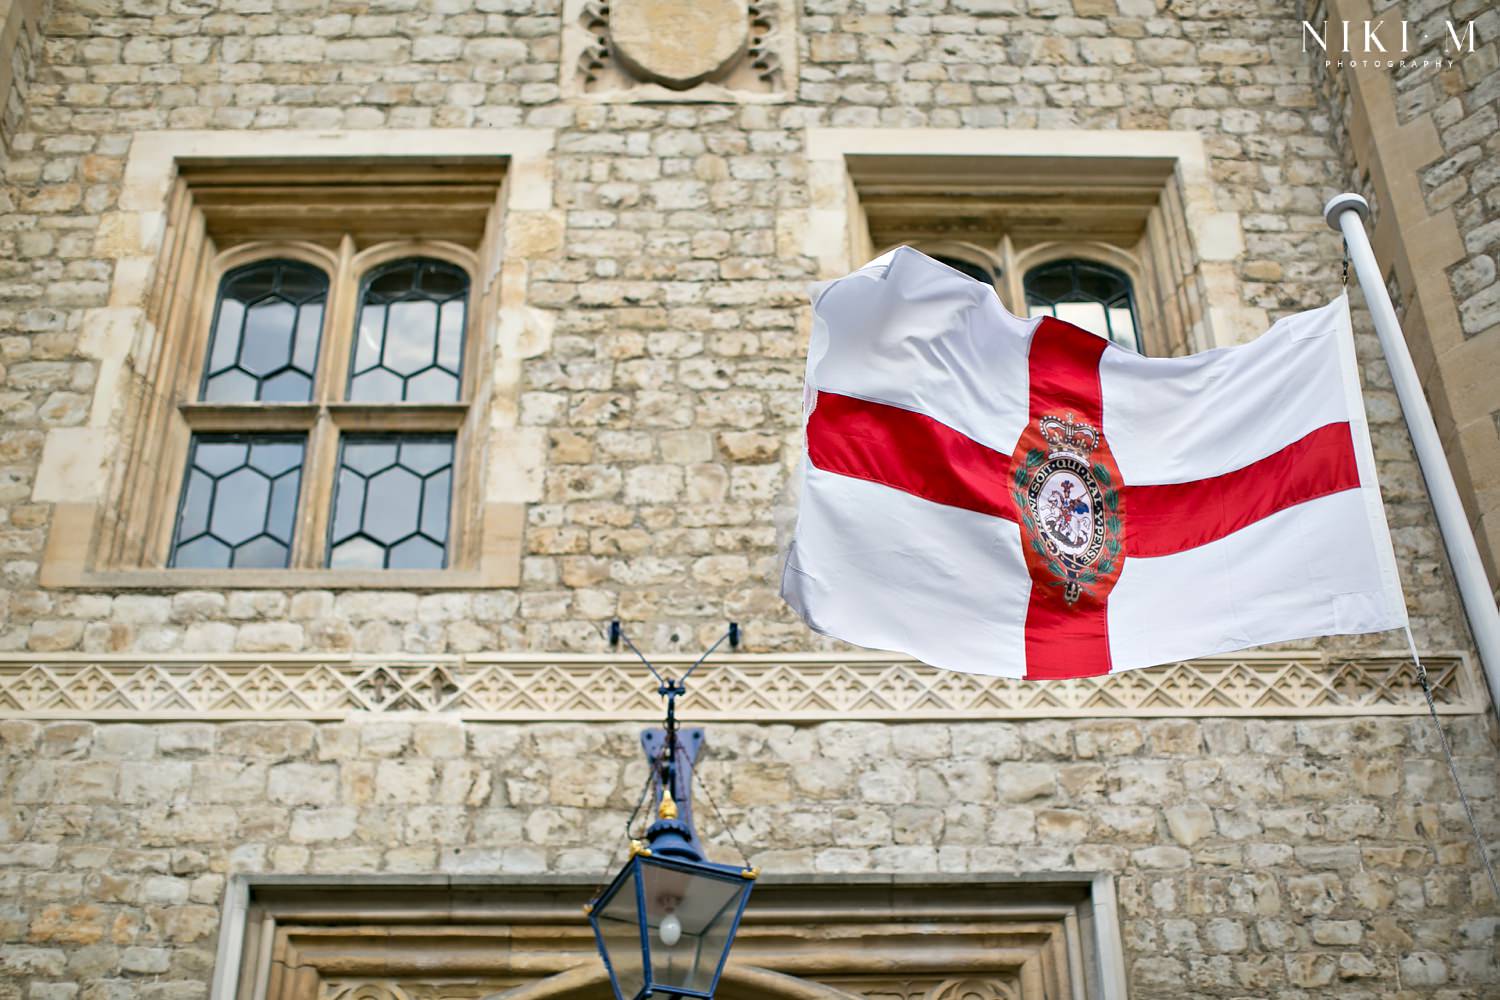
[1325,193,1500,719]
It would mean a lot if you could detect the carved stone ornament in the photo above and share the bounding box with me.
[608,0,748,90]
[324,984,413,1000]
[570,0,788,102]
[927,979,1020,1000]
[0,650,1478,720]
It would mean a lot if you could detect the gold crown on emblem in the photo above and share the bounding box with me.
[1039,414,1099,460]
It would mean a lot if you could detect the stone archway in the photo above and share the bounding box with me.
[483,963,873,1000]
[217,877,1121,1000]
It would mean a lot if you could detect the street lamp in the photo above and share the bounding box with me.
[586,623,757,1000]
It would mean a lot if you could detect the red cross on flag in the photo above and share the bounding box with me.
[781,247,1408,679]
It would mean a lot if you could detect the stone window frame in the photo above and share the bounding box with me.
[35,129,561,590]
[881,238,1156,354]
[208,873,1130,1000]
[168,238,483,573]
[803,128,1266,359]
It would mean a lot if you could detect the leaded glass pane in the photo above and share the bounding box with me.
[931,254,996,287]
[201,260,328,402]
[348,258,469,403]
[327,436,454,569]
[1023,258,1140,353]
[170,435,305,569]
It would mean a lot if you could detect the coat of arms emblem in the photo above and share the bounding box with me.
[1013,414,1121,604]
[606,0,750,91]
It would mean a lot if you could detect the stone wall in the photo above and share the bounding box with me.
[1397,1,1500,350]
[1315,0,1500,591]
[0,0,1498,998]
[1,713,1498,998]
[0,0,1477,652]
[0,0,43,152]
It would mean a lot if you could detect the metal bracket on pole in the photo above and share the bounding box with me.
[1325,192,1500,721]
[641,726,706,858]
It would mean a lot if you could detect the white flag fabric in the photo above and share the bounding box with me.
[780,247,1407,679]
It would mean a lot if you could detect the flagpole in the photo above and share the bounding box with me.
[1325,193,1500,720]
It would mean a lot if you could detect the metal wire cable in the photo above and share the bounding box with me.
[591,620,753,876]
[626,743,665,841]
[1405,625,1500,903]
[588,759,659,907]
[593,620,667,686]
[680,626,735,686]
[690,759,755,871]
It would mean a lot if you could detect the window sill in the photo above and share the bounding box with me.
[47,568,512,590]
[39,502,522,591]
[178,402,470,432]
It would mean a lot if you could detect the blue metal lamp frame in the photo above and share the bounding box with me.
[586,622,756,1000]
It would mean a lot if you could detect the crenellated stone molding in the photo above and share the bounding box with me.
[0,650,1479,721]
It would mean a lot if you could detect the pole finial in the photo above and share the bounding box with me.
[1323,192,1370,230]
[659,783,679,820]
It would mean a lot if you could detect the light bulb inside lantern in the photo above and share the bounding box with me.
[658,912,682,947]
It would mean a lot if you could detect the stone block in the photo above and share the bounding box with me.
[28,985,79,1000]
[1285,873,1342,915]
[0,946,66,977]
[119,761,191,804]
[1036,809,1090,844]
[118,946,170,974]
[289,808,357,844]
[39,723,92,759]
[1310,919,1361,945]
[234,622,304,652]
[996,762,1056,802]
[217,723,314,760]
[1073,720,1143,757]
[1132,846,1191,869]
[374,761,436,804]
[929,759,994,804]
[1165,803,1214,847]
[988,807,1037,844]
[157,724,213,756]
[413,721,466,757]
[191,762,266,803]
[141,875,190,906]
[266,763,339,805]
[111,595,170,624]
[0,721,38,757]
[26,904,106,945]
[52,762,116,803]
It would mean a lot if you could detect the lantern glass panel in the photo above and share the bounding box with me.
[641,861,747,996]
[596,866,646,1000]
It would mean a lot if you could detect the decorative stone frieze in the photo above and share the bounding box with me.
[0,651,1479,720]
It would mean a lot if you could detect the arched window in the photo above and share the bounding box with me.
[172,259,329,568]
[200,259,328,403]
[167,247,475,574]
[348,257,469,403]
[1024,259,1140,352]
[931,254,998,288]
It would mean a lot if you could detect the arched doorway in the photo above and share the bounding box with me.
[217,877,1122,1000]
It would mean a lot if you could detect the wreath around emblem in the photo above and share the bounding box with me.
[1012,448,1122,604]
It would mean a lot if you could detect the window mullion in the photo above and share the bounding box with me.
[1000,235,1023,315]
[317,234,360,405]
[294,409,340,569]
[292,236,359,569]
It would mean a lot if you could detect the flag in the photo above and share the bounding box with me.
[780,247,1407,679]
